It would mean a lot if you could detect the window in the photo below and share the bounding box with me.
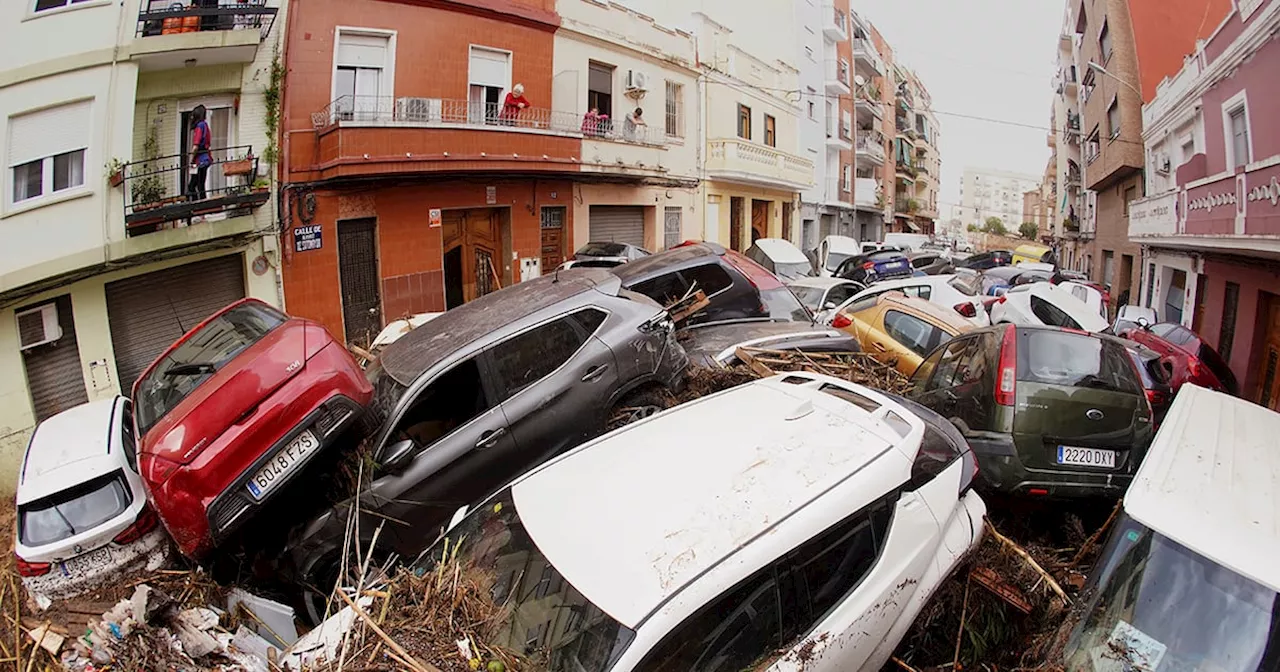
[681,264,735,297]
[1228,105,1250,168]
[1099,19,1112,62]
[824,284,858,308]
[19,471,131,547]
[884,310,949,357]
[588,62,614,119]
[664,81,684,138]
[841,164,851,191]
[1030,295,1081,329]
[1123,186,1136,217]
[738,104,752,140]
[1107,98,1120,140]
[1017,330,1140,394]
[490,316,590,397]
[663,207,682,249]
[8,100,91,206]
[764,114,777,147]
[120,400,138,472]
[1103,250,1115,286]
[335,32,392,121]
[33,0,92,11]
[391,358,492,452]
[1218,281,1239,363]
[808,100,815,120]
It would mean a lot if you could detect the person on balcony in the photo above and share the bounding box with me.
[582,106,602,136]
[501,84,530,126]
[624,107,647,141]
[186,105,212,201]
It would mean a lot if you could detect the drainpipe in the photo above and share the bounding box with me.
[102,0,131,260]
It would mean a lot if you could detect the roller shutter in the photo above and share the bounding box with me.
[20,294,88,422]
[105,254,246,395]
[588,206,645,248]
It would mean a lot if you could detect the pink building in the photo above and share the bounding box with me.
[1129,0,1280,410]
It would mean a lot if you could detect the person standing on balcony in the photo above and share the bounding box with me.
[502,84,530,126]
[624,107,647,141]
[186,105,212,201]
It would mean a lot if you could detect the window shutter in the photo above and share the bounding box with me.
[469,48,509,88]
[336,33,388,68]
[8,100,92,167]
[588,63,613,94]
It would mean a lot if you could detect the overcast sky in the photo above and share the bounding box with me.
[858,0,1063,220]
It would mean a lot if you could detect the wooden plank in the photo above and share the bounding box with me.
[734,347,776,378]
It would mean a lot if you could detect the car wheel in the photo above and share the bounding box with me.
[298,552,342,626]
[607,389,671,431]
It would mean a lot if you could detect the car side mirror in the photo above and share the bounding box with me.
[380,439,416,474]
[1136,316,1151,329]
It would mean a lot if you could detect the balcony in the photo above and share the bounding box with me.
[1062,66,1078,96]
[852,36,885,77]
[823,179,853,208]
[823,4,849,41]
[705,138,813,191]
[825,60,852,96]
[825,120,853,151]
[853,177,882,211]
[855,89,883,121]
[894,193,919,215]
[895,159,917,182]
[915,163,933,185]
[119,145,269,241]
[303,96,591,181]
[855,130,885,165]
[132,0,277,71]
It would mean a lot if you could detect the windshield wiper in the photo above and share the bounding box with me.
[164,362,216,377]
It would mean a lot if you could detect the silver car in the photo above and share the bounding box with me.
[287,269,687,622]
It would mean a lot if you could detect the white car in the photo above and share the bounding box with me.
[1059,281,1109,321]
[1114,304,1158,333]
[15,397,171,606]
[787,276,866,314]
[421,373,986,672]
[814,235,865,277]
[829,274,992,327]
[989,282,1109,332]
[745,238,812,280]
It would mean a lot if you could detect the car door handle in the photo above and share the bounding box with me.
[475,428,506,450]
[581,364,610,382]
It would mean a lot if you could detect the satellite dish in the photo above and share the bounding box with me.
[853,74,867,88]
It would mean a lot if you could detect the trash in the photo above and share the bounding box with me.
[227,587,299,648]
[278,595,374,670]
[28,623,65,655]
[173,608,222,658]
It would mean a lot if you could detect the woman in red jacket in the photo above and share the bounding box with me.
[501,83,530,126]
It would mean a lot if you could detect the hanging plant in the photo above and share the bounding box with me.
[262,44,282,166]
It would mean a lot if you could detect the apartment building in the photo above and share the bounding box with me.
[958,167,1040,231]
[0,0,285,489]
[850,11,891,244]
[1129,0,1280,409]
[277,0,703,345]
[1055,0,1230,305]
[894,67,940,235]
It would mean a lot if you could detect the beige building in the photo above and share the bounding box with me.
[958,167,1041,231]
[0,0,286,492]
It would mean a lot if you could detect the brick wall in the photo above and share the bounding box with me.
[1091,171,1143,298]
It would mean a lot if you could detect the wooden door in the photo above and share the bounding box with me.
[1258,297,1280,411]
[730,197,744,251]
[540,207,566,271]
[751,199,768,243]
[442,208,501,305]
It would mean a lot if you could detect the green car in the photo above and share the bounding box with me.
[908,324,1154,497]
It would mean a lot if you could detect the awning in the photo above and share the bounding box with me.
[905,220,921,232]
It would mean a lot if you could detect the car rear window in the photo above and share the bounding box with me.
[577,242,628,257]
[19,471,131,547]
[947,276,979,296]
[789,285,828,310]
[761,287,812,322]
[134,302,287,435]
[1017,330,1141,394]
[1030,295,1082,329]
[724,250,784,290]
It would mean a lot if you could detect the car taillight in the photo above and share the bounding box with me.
[140,453,182,485]
[113,504,159,545]
[862,261,877,270]
[832,313,852,329]
[954,302,977,318]
[15,554,50,577]
[1145,388,1165,408]
[995,324,1017,406]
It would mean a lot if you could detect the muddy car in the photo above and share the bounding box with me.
[287,269,687,622]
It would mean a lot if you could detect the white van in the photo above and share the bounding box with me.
[883,233,931,253]
[1064,385,1280,671]
[815,235,865,277]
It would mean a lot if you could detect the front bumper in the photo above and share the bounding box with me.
[23,528,172,607]
[970,437,1132,498]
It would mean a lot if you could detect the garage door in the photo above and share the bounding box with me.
[106,254,246,395]
[589,206,645,248]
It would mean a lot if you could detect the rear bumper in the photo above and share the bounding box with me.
[969,437,1132,498]
[23,528,172,606]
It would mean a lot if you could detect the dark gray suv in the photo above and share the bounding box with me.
[287,269,686,621]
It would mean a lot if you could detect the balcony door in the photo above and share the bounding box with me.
[334,31,392,122]
[468,47,510,124]
[178,99,234,198]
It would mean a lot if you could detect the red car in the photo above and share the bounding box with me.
[1118,322,1239,396]
[132,299,372,559]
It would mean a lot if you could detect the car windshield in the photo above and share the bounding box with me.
[773,261,812,281]
[19,471,131,547]
[416,488,636,671]
[825,252,852,271]
[577,242,629,257]
[1065,515,1279,672]
[133,302,286,435]
[761,287,813,322]
[789,285,828,310]
[1017,330,1141,394]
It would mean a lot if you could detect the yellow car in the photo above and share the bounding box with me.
[833,292,975,376]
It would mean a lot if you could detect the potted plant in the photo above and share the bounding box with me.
[251,178,270,193]
[105,158,125,188]
[131,129,166,211]
[223,150,254,177]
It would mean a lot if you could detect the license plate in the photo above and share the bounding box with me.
[883,261,907,270]
[61,547,112,576]
[246,430,319,500]
[1057,445,1116,468]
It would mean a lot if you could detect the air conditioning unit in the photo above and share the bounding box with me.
[16,304,62,351]
[1154,152,1172,175]
[395,97,442,122]
[625,70,649,92]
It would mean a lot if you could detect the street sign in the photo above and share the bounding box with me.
[294,225,322,252]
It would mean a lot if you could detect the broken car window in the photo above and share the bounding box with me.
[391,358,491,454]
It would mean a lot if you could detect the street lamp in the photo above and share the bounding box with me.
[1088,62,1141,98]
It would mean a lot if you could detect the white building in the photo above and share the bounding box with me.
[957,167,1041,231]
[0,0,287,492]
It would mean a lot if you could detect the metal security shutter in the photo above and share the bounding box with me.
[106,254,246,395]
[589,206,645,248]
[21,295,88,422]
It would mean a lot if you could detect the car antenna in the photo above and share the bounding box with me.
[164,291,187,332]
[553,265,560,283]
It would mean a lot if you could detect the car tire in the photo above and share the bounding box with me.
[298,551,342,626]
[606,388,671,431]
